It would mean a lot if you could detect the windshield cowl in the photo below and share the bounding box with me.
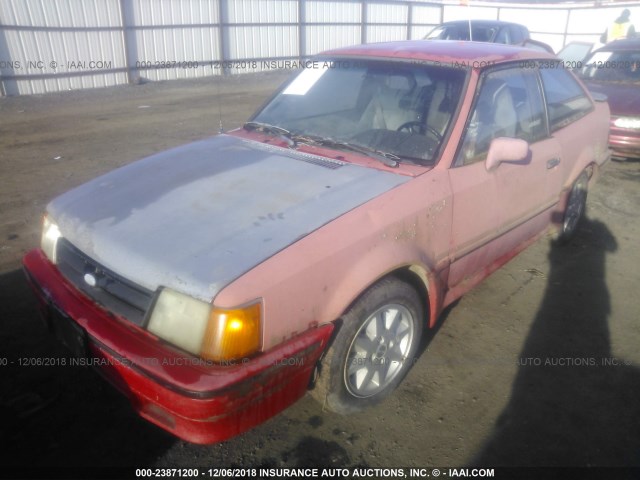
[229,128,430,176]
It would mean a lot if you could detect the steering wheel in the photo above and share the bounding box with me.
[397,121,443,142]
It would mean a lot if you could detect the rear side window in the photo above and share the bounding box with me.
[494,27,511,44]
[540,68,593,132]
[510,26,526,44]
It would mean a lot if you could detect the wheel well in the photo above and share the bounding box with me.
[585,162,595,180]
[392,267,431,326]
[309,267,431,393]
[323,267,431,351]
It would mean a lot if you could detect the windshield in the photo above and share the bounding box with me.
[577,50,640,84]
[251,60,466,164]
[557,42,593,64]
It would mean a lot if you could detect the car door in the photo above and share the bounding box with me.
[538,66,597,185]
[447,65,562,291]
[490,66,564,247]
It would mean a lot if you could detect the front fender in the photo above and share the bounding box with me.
[318,246,446,332]
[215,172,453,350]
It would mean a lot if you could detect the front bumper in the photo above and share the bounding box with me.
[23,249,333,444]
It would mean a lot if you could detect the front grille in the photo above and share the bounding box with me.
[55,238,154,326]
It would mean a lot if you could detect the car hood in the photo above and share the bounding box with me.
[584,81,640,117]
[48,134,409,302]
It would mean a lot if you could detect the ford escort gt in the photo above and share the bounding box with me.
[23,41,610,444]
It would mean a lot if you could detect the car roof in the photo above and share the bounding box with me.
[594,38,640,51]
[321,40,556,66]
[436,20,524,28]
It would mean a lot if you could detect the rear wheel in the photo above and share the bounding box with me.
[558,171,588,242]
[311,278,424,414]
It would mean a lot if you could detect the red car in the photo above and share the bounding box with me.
[576,39,640,160]
[23,41,610,444]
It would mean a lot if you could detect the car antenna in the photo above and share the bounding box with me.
[216,73,224,134]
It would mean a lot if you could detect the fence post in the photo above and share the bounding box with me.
[361,0,367,45]
[299,0,306,60]
[119,0,138,84]
[217,0,230,75]
[0,17,20,94]
[407,2,413,40]
[563,8,571,49]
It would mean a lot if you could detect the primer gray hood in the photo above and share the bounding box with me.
[48,134,408,302]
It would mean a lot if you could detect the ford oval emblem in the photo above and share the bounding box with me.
[83,273,97,287]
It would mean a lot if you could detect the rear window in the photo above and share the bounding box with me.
[540,68,593,132]
[426,25,498,42]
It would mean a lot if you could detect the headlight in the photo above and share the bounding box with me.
[613,117,640,130]
[147,288,212,355]
[148,288,262,362]
[41,215,62,263]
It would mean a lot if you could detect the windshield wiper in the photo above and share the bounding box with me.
[290,134,399,168]
[243,121,295,147]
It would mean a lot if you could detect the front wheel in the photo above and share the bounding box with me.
[311,278,424,414]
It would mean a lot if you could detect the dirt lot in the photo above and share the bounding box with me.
[1,72,639,473]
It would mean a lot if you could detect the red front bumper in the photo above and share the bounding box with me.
[23,249,333,444]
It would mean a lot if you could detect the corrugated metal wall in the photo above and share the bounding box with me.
[0,0,126,95]
[1,0,638,96]
[130,0,221,81]
[366,2,408,43]
[305,0,360,55]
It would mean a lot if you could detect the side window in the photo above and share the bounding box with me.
[513,69,547,143]
[540,68,593,132]
[455,67,546,166]
[494,27,511,45]
[510,26,525,44]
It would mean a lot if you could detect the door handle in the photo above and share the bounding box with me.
[547,157,561,169]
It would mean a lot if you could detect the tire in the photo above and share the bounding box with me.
[558,171,588,243]
[311,277,424,414]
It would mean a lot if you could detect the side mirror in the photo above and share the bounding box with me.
[485,137,529,171]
